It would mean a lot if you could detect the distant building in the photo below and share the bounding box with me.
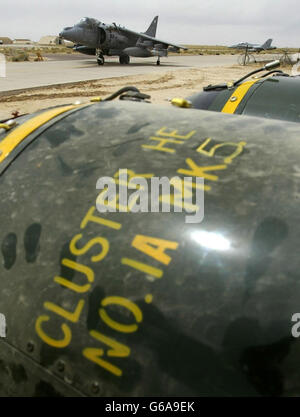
[38,36,65,46]
[13,39,32,45]
[0,37,13,45]
[64,40,75,48]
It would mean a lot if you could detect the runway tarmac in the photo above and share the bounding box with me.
[0,54,242,93]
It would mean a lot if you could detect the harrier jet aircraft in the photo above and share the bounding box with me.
[59,16,187,65]
[229,39,276,52]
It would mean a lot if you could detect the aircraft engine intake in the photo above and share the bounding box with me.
[98,27,106,45]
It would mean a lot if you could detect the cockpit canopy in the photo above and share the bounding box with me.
[77,17,100,28]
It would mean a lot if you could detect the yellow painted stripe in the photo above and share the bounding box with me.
[221,80,259,114]
[0,105,79,163]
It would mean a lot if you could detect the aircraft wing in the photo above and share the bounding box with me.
[118,26,188,50]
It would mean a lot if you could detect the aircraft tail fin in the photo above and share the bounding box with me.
[261,39,273,49]
[145,16,158,37]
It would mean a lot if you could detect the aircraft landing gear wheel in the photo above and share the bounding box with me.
[97,55,105,65]
[119,54,130,65]
[156,59,161,66]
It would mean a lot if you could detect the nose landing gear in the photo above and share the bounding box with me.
[97,54,105,65]
[96,49,105,65]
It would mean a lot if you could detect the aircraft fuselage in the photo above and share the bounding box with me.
[59,16,186,65]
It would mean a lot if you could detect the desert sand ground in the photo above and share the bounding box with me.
[0,63,291,120]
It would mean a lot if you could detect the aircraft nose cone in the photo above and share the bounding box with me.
[59,27,73,40]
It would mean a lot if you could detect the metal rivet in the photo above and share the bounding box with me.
[56,360,65,372]
[27,341,34,353]
[91,382,100,394]
[230,96,238,102]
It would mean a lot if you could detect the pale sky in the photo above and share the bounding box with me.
[0,0,299,47]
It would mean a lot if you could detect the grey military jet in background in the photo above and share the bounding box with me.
[59,16,187,65]
[229,38,276,52]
